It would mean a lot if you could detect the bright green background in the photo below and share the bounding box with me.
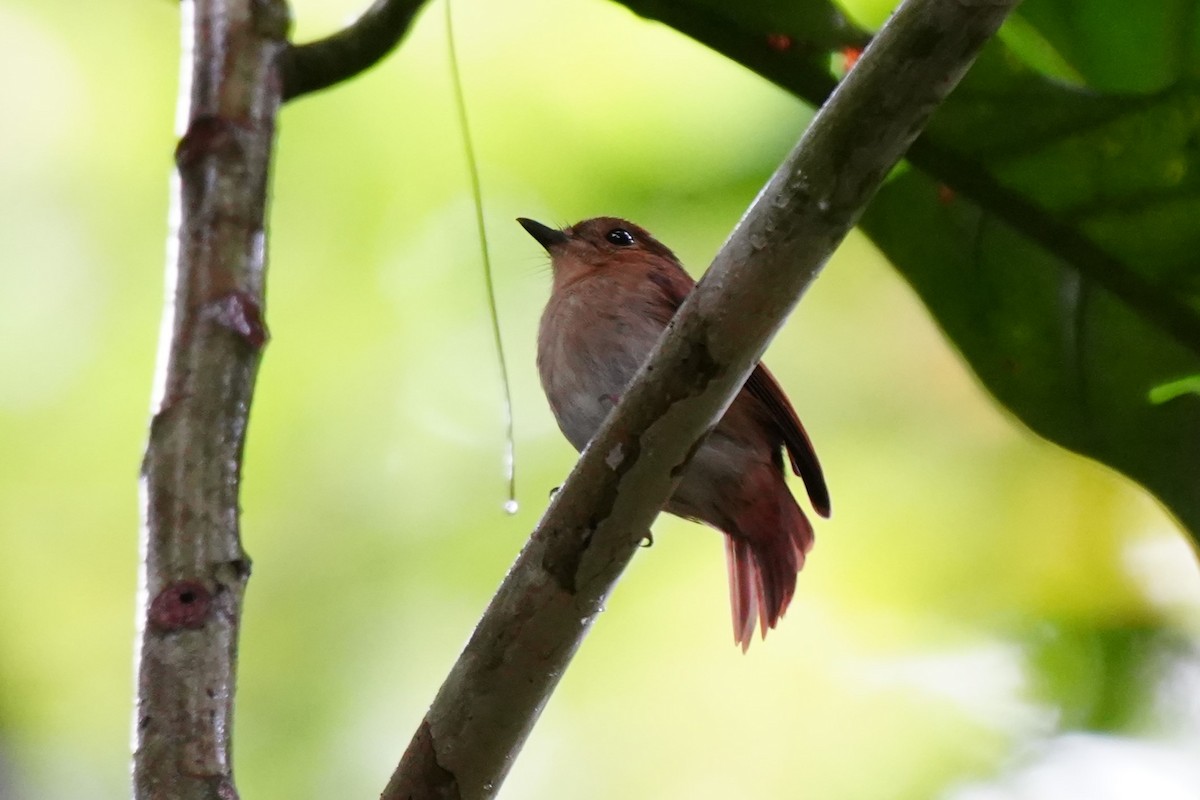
[1,1,1198,798]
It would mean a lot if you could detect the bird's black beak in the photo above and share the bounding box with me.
[517,217,569,251]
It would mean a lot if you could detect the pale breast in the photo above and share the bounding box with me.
[537,281,663,452]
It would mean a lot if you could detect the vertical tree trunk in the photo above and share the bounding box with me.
[133,2,288,797]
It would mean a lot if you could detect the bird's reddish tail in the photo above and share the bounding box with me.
[724,469,814,651]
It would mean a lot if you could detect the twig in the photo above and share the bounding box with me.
[382,1,1019,798]
[281,0,431,101]
[133,1,288,798]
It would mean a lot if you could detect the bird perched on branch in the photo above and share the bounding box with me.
[519,216,830,650]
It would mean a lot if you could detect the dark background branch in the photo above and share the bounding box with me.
[133,1,288,798]
[281,0,431,101]
[383,1,1019,797]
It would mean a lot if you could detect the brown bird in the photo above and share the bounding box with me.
[520,216,830,649]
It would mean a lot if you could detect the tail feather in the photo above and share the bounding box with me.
[725,537,758,650]
[724,485,814,651]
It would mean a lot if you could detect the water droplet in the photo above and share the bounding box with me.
[504,499,519,515]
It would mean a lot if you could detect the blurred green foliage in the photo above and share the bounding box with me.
[0,1,1197,799]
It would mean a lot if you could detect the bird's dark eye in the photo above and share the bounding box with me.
[606,228,635,247]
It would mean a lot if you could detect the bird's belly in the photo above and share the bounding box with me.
[538,303,657,453]
[554,386,619,452]
[543,344,646,452]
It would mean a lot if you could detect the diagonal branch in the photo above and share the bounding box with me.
[381,1,1019,798]
[281,0,432,101]
[133,1,288,798]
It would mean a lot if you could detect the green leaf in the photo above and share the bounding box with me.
[618,0,1200,539]
[861,34,1200,536]
[1015,0,1200,93]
